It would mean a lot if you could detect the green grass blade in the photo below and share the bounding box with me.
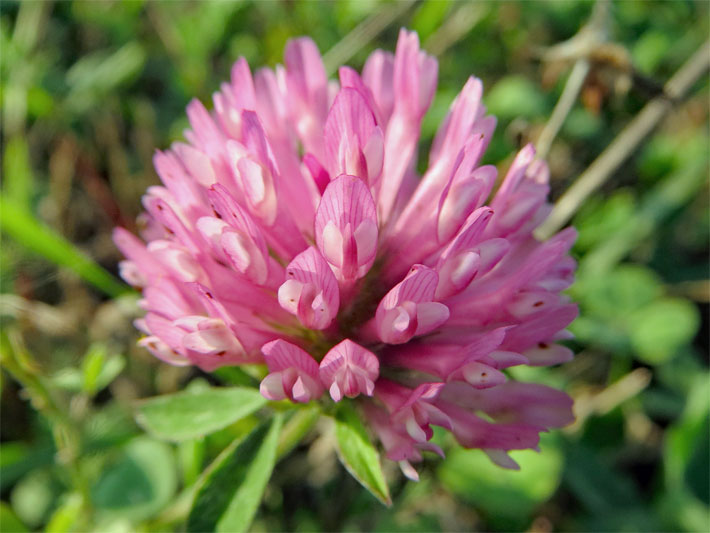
[0,196,129,297]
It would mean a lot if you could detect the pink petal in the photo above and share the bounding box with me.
[278,247,340,330]
[492,143,537,202]
[339,66,384,127]
[319,339,379,402]
[284,37,328,154]
[393,29,437,119]
[302,153,330,194]
[138,336,190,366]
[524,342,574,366]
[376,265,449,344]
[460,361,507,389]
[501,304,579,353]
[260,372,287,401]
[113,228,164,280]
[437,166,497,243]
[315,175,378,281]
[324,88,384,186]
[206,184,271,285]
[442,381,575,429]
[260,339,323,403]
[172,143,217,188]
[430,76,484,165]
[362,50,395,127]
[261,339,320,376]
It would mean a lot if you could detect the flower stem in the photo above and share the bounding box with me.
[536,39,710,240]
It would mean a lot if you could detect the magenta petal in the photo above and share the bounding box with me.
[430,76,484,165]
[324,88,383,185]
[315,175,378,281]
[260,339,323,403]
[376,265,449,344]
[278,247,340,330]
[319,339,379,402]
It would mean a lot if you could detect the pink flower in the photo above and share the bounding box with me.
[116,29,577,479]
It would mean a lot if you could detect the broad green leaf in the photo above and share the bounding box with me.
[334,403,391,506]
[0,502,28,533]
[484,75,547,120]
[664,375,710,490]
[9,468,61,528]
[45,493,83,533]
[93,437,177,522]
[574,264,663,319]
[563,441,642,515]
[217,414,283,532]
[628,298,700,365]
[178,439,205,487]
[135,386,266,442]
[0,442,54,490]
[573,191,636,252]
[51,345,125,395]
[0,197,129,298]
[439,434,563,530]
[632,29,671,74]
[187,415,283,533]
[562,107,603,140]
[661,377,709,532]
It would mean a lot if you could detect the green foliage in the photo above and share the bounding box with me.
[0,503,28,533]
[334,402,392,506]
[135,386,267,442]
[93,437,177,523]
[187,415,283,533]
[0,197,129,297]
[10,469,62,528]
[51,344,126,396]
[439,435,564,530]
[484,76,548,120]
[628,298,700,364]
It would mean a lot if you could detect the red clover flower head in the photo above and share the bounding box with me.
[115,29,577,479]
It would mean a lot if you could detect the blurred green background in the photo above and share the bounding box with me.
[1,1,708,531]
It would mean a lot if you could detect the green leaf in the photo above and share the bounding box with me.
[45,493,83,533]
[484,76,547,120]
[574,264,663,319]
[0,197,129,298]
[178,439,205,487]
[187,415,283,533]
[439,434,563,529]
[93,437,177,522]
[0,442,54,490]
[10,468,62,528]
[628,298,700,365]
[0,502,28,533]
[632,30,670,74]
[563,440,642,515]
[135,386,267,442]
[277,406,320,459]
[334,402,391,506]
[52,344,125,395]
